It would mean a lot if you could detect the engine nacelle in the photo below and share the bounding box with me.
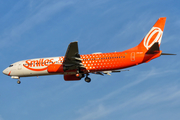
[47,64,64,73]
[64,74,81,81]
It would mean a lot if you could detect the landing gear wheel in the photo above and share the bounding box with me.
[17,80,21,84]
[85,77,91,83]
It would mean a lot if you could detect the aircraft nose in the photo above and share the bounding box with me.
[3,68,9,75]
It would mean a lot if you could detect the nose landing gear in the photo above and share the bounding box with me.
[11,76,21,84]
[17,79,21,84]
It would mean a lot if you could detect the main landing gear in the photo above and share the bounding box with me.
[84,74,91,83]
[76,73,91,83]
[76,70,91,83]
[76,69,91,83]
[85,77,91,83]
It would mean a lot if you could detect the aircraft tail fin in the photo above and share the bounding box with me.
[138,17,166,52]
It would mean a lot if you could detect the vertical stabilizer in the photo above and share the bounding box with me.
[138,17,166,52]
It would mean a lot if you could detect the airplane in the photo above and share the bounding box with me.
[3,17,176,84]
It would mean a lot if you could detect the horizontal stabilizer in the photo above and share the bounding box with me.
[92,70,129,76]
[161,53,177,55]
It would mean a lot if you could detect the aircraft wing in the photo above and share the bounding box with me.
[63,41,85,71]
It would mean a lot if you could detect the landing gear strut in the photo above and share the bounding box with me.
[84,74,91,83]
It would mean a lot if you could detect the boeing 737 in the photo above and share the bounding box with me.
[3,17,175,84]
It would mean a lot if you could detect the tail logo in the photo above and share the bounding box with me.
[143,27,163,50]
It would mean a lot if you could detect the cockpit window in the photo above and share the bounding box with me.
[9,65,13,67]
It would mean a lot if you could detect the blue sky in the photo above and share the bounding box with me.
[0,0,180,120]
